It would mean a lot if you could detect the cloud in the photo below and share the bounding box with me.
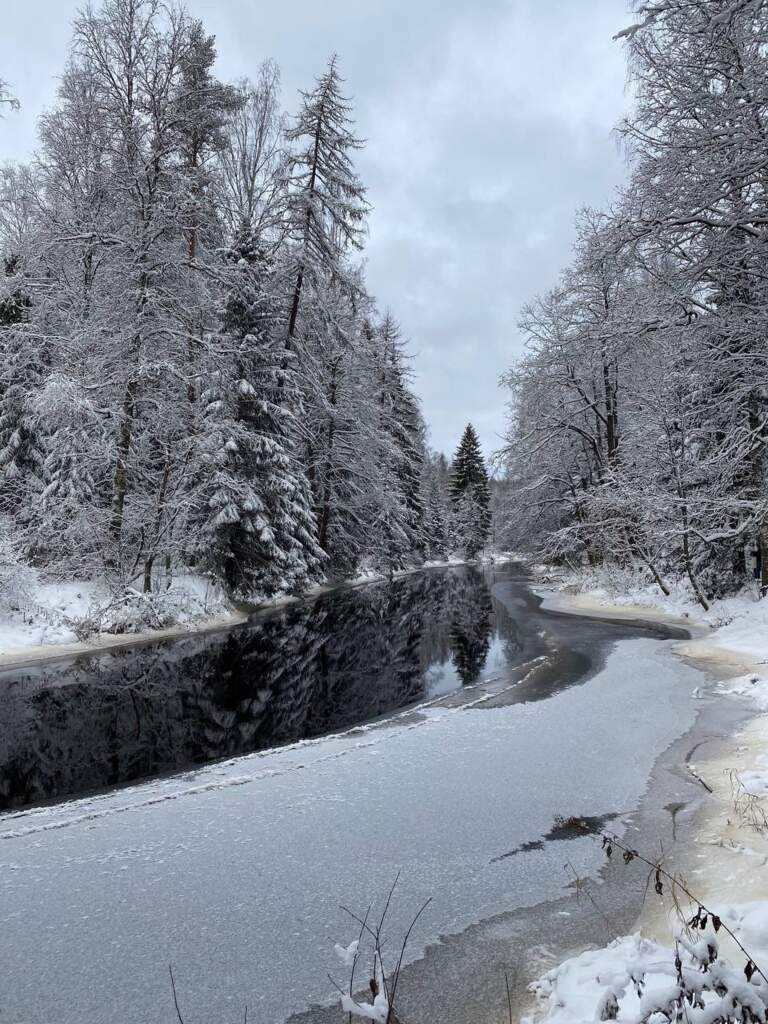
[357,1,630,456]
[0,0,633,458]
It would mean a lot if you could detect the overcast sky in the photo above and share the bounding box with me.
[0,0,632,460]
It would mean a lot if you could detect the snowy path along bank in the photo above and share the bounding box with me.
[0,567,716,1024]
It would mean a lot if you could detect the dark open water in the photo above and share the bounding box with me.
[0,565,544,810]
[0,563,687,813]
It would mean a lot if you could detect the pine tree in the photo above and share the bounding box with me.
[450,424,491,559]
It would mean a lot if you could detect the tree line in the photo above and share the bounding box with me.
[0,0,492,607]
[500,0,768,607]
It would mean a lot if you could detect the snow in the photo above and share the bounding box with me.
[0,580,97,650]
[0,574,241,664]
[535,567,768,668]
[527,921,768,1024]
[708,603,768,663]
[527,934,671,1024]
[334,938,360,967]
[526,574,768,1024]
[0,635,706,1024]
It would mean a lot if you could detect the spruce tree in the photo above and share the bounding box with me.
[422,475,448,561]
[450,424,491,559]
[195,234,324,598]
[0,258,45,520]
[373,314,425,566]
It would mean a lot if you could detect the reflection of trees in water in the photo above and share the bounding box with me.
[447,567,493,684]
[0,568,509,810]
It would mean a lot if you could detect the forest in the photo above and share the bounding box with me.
[500,0,768,610]
[0,0,493,627]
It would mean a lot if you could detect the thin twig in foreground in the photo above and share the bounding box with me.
[168,965,186,1024]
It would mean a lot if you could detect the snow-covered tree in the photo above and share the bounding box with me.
[0,259,45,528]
[450,424,491,558]
[500,1,768,604]
[422,474,449,562]
[0,3,439,607]
[219,61,284,243]
[194,236,323,597]
[282,55,369,342]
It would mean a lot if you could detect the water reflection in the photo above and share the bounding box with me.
[0,567,524,811]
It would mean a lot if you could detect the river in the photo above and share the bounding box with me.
[0,564,723,1023]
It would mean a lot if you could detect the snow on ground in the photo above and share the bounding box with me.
[526,920,768,1024]
[0,573,241,664]
[527,570,768,1024]
[535,565,768,667]
[0,636,705,1024]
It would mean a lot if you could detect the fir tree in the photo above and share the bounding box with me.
[450,424,491,559]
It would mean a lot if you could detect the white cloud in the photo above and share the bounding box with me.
[0,0,633,458]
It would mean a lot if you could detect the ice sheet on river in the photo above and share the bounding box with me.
[0,638,705,1024]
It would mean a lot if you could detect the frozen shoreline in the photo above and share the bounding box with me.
[0,556,512,671]
[0,571,711,1024]
[527,578,768,1024]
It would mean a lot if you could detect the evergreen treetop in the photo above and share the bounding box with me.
[450,423,489,503]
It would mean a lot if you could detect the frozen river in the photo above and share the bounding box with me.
[0,565,711,1023]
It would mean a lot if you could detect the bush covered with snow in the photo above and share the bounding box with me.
[529,927,768,1024]
[0,518,39,613]
[70,576,232,638]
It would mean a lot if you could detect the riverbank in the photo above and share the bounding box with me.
[526,574,768,1024]
[0,556,507,671]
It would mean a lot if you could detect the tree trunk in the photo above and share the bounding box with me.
[759,519,768,597]
[680,503,709,610]
[287,265,305,341]
[143,556,153,593]
[142,460,172,594]
[110,377,139,548]
[286,101,324,343]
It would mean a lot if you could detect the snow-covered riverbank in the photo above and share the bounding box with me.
[0,556,507,670]
[526,575,768,1024]
[0,575,248,669]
